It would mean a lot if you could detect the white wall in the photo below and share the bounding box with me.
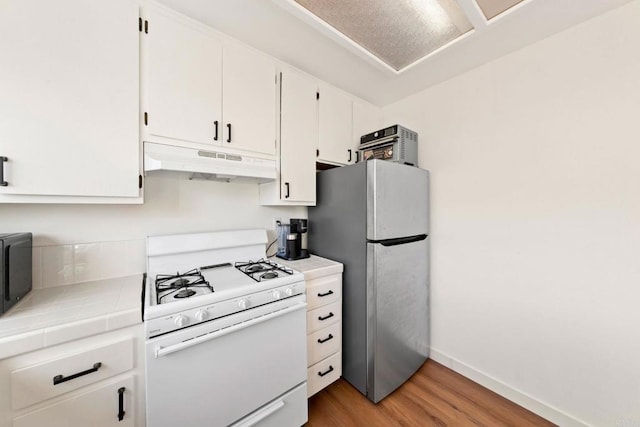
[0,176,305,286]
[384,2,640,426]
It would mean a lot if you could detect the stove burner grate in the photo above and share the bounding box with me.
[155,268,214,304]
[234,259,294,282]
[174,288,197,299]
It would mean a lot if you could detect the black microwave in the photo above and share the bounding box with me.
[1,233,32,315]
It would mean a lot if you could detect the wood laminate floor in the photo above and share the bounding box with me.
[306,360,556,427]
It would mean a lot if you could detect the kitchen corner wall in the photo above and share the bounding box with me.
[384,2,640,427]
[1,176,306,287]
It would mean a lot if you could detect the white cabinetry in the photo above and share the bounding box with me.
[0,0,140,202]
[222,42,277,156]
[317,84,353,166]
[143,7,276,156]
[306,274,342,396]
[13,377,134,427]
[275,256,343,397]
[0,326,144,427]
[145,7,222,146]
[260,68,317,205]
[352,101,383,164]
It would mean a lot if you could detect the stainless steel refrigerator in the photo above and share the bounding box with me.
[308,159,429,403]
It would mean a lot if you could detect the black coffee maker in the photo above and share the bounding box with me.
[276,218,310,261]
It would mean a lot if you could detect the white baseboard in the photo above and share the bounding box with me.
[429,348,590,427]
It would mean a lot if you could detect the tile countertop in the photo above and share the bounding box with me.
[0,275,142,359]
[274,255,343,280]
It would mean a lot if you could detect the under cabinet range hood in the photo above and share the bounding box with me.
[143,142,276,183]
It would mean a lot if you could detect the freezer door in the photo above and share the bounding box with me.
[366,236,429,403]
[367,160,429,241]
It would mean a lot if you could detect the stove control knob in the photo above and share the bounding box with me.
[272,290,281,300]
[285,288,294,297]
[238,299,248,310]
[174,315,188,328]
[194,310,208,322]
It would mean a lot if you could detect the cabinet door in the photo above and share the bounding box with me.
[0,0,139,198]
[352,101,383,164]
[146,8,222,146]
[13,376,134,427]
[280,70,317,202]
[223,42,277,155]
[318,84,352,165]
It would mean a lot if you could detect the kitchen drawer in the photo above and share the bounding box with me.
[307,352,341,398]
[307,300,341,334]
[231,383,307,427]
[306,275,341,309]
[11,338,134,410]
[307,322,341,367]
[13,375,134,427]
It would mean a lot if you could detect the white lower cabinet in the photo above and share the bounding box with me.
[307,274,342,397]
[305,272,342,397]
[0,326,144,427]
[275,256,344,398]
[307,352,342,398]
[13,376,134,427]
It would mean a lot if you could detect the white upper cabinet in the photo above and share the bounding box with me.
[143,9,276,157]
[259,68,317,206]
[279,68,318,203]
[222,42,277,156]
[0,0,140,200]
[352,101,383,163]
[145,8,223,146]
[318,84,353,165]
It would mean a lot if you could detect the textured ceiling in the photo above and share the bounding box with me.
[152,0,633,106]
[294,0,472,71]
[476,0,525,20]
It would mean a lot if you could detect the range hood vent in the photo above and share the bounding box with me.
[144,142,276,183]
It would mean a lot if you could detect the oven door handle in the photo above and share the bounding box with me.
[154,302,307,358]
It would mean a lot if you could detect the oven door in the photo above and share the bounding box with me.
[145,298,307,427]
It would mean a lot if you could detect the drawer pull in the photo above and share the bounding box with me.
[52,362,102,385]
[118,387,126,421]
[317,333,334,344]
[317,290,334,298]
[318,365,334,377]
[318,312,334,321]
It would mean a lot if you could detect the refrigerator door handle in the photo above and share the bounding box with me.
[367,234,427,247]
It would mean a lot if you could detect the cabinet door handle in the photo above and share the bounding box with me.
[53,362,102,385]
[317,333,334,344]
[318,312,334,321]
[317,290,334,298]
[284,182,290,199]
[226,123,232,143]
[118,387,126,421]
[318,365,334,377]
[348,149,352,162]
[0,156,7,186]
[213,121,219,141]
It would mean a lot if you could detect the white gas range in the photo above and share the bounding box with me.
[143,229,308,427]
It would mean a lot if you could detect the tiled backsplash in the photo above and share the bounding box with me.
[33,240,146,289]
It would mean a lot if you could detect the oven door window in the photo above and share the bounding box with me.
[145,303,307,427]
